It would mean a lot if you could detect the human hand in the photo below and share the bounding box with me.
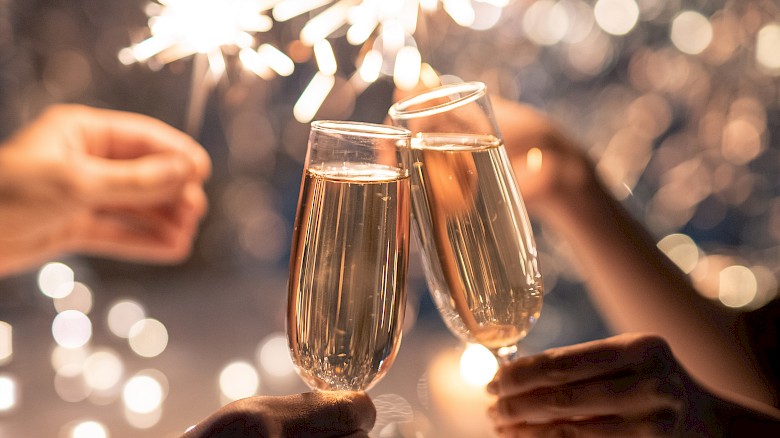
[0,104,211,276]
[487,333,780,437]
[486,333,723,437]
[181,391,376,438]
[491,96,600,221]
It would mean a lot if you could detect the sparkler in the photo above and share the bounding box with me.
[122,0,511,126]
[121,0,510,126]
[273,0,510,121]
[120,0,294,134]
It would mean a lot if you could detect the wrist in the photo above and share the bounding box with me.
[534,167,612,234]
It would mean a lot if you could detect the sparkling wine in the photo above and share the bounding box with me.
[410,134,543,353]
[287,163,410,391]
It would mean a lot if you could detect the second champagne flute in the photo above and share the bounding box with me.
[388,82,543,363]
[287,120,412,391]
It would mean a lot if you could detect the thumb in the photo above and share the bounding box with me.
[78,153,192,207]
[274,392,376,436]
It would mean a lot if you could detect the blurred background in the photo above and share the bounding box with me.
[0,0,778,436]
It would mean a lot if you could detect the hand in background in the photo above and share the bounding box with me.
[491,95,598,221]
[487,333,780,437]
[182,392,376,438]
[0,104,211,276]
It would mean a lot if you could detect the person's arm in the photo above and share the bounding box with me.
[495,97,776,406]
[181,392,376,438]
[487,334,780,437]
[0,104,211,276]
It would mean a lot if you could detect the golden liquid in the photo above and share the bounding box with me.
[410,135,543,352]
[287,163,410,391]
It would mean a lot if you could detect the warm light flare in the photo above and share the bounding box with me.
[459,344,498,386]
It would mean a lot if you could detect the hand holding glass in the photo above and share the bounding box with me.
[287,121,412,391]
[388,82,542,363]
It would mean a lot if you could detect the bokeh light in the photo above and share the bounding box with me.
[256,334,295,377]
[82,349,123,392]
[657,233,700,274]
[593,0,639,36]
[106,300,146,339]
[69,420,109,438]
[123,375,164,414]
[756,23,780,73]
[38,262,75,299]
[54,367,91,403]
[53,282,93,314]
[0,321,11,365]
[719,265,757,308]
[219,361,259,401]
[51,345,89,376]
[52,310,92,349]
[127,318,168,358]
[0,375,17,411]
[459,344,498,386]
[523,0,568,46]
[670,11,713,55]
[124,405,162,429]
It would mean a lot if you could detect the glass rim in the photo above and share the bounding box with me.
[388,81,487,120]
[311,120,411,139]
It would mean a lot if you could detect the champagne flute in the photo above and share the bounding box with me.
[388,82,542,363]
[287,120,412,391]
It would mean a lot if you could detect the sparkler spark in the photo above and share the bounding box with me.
[277,0,508,122]
[120,0,294,133]
[119,0,289,75]
[121,0,508,124]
